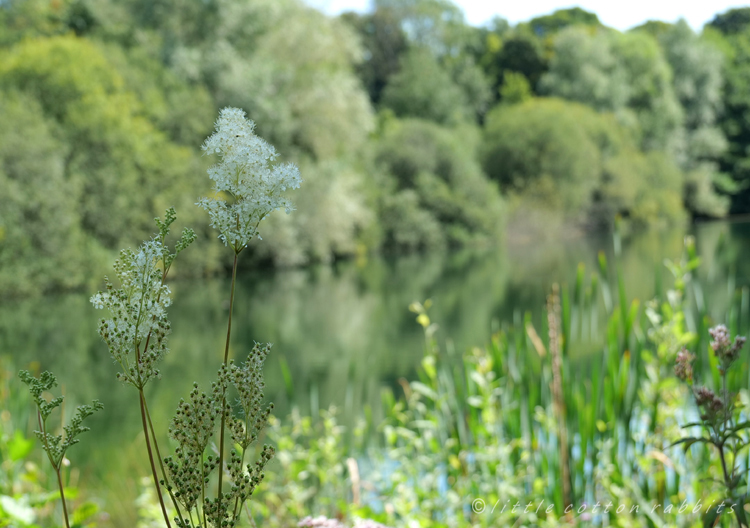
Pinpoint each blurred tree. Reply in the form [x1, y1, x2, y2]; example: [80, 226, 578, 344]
[540, 28, 627, 113]
[656, 20, 728, 217]
[341, 8, 408, 105]
[0, 0, 98, 44]
[0, 90, 96, 296]
[709, 7, 750, 35]
[107, 0, 374, 160]
[541, 27, 683, 153]
[381, 47, 470, 124]
[708, 9, 750, 213]
[251, 159, 378, 266]
[0, 36, 212, 266]
[525, 7, 601, 38]
[631, 20, 674, 38]
[482, 98, 685, 226]
[498, 71, 532, 105]
[483, 98, 601, 214]
[492, 34, 547, 93]
[446, 54, 493, 120]
[376, 119, 504, 250]
[368, 0, 491, 121]
[473, 17, 511, 84]
[96, 0, 379, 267]
[374, 0, 467, 56]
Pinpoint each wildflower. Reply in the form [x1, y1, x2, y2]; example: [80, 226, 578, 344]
[694, 386, 723, 413]
[709, 324, 746, 371]
[674, 348, 695, 383]
[90, 239, 172, 388]
[709, 324, 731, 353]
[197, 107, 302, 253]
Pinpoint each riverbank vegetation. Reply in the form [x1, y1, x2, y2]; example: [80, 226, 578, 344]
[5, 231, 750, 526]
[2, 0, 750, 295]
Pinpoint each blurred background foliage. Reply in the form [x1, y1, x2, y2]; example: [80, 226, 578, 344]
[0, 0, 749, 297]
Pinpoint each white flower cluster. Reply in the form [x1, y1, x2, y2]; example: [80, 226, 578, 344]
[90, 239, 172, 388]
[197, 107, 302, 253]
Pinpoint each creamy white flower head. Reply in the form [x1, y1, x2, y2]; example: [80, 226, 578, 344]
[90, 239, 172, 388]
[197, 107, 302, 253]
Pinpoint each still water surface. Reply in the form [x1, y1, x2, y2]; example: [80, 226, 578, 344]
[3, 220, 750, 525]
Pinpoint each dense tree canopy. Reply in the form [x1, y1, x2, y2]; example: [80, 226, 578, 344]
[0, 0, 746, 295]
[541, 28, 683, 152]
[377, 119, 504, 250]
[708, 8, 750, 212]
[483, 98, 685, 227]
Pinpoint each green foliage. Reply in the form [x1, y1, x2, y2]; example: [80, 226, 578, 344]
[710, 7, 750, 35]
[486, 33, 547, 96]
[483, 98, 599, 213]
[541, 27, 683, 153]
[258, 408, 356, 526]
[0, 89, 95, 296]
[374, 0, 468, 55]
[16, 369, 103, 528]
[381, 47, 471, 124]
[539, 24, 730, 218]
[376, 119, 504, 250]
[483, 98, 686, 226]
[0, 34, 221, 297]
[164, 356, 275, 527]
[0, 36, 198, 246]
[707, 10, 750, 213]
[0, 0, 97, 45]
[341, 8, 408, 105]
[498, 71, 532, 105]
[18, 370, 103, 471]
[525, 7, 601, 38]
[656, 21, 728, 217]
[371, 0, 491, 121]
[3, 0, 743, 297]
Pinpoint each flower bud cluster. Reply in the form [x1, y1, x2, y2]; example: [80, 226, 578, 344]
[709, 324, 747, 372]
[694, 386, 723, 415]
[674, 348, 695, 383]
[197, 107, 302, 253]
[18, 370, 103, 469]
[228, 343, 273, 449]
[165, 381, 223, 512]
[90, 239, 172, 389]
[18, 370, 62, 420]
[91, 210, 194, 389]
[219, 443, 274, 526]
[165, 352, 276, 526]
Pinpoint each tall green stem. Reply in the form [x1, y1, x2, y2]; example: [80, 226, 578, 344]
[217, 252, 239, 513]
[139, 391, 172, 528]
[55, 467, 71, 528]
[38, 409, 71, 528]
[143, 396, 186, 526]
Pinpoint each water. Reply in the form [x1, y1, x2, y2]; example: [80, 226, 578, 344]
[2, 219, 750, 525]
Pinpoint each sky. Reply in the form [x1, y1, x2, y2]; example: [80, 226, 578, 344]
[304, 0, 750, 31]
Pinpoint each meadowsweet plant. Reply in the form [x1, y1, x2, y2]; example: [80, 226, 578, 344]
[78, 106, 297, 528]
[89, 206, 196, 526]
[18, 370, 103, 528]
[163, 347, 276, 528]
[673, 325, 749, 527]
[197, 107, 302, 254]
[170, 108, 302, 526]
